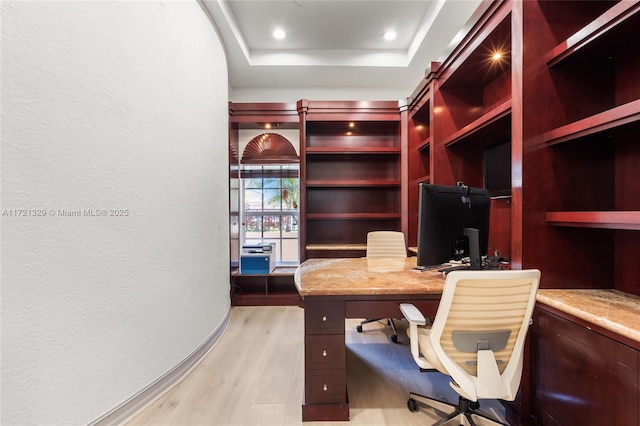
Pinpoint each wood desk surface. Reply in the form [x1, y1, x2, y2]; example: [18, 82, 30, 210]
[294, 257, 445, 296]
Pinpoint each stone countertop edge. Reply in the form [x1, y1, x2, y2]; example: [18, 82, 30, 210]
[536, 289, 640, 344]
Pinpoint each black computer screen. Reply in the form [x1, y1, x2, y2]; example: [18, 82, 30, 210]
[416, 183, 490, 269]
[484, 140, 511, 197]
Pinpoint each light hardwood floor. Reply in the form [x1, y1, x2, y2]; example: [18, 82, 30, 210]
[127, 306, 506, 426]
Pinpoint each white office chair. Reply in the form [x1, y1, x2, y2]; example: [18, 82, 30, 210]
[400, 269, 541, 426]
[357, 231, 407, 343]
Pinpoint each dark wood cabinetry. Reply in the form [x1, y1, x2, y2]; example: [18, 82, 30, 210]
[405, 0, 640, 423]
[432, 2, 511, 190]
[406, 73, 433, 248]
[302, 298, 349, 420]
[298, 100, 403, 260]
[531, 305, 639, 426]
[231, 268, 299, 306]
[406, 0, 513, 258]
[406, 0, 640, 291]
[520, 0, 640, 293]
[518, 2, 640, 419]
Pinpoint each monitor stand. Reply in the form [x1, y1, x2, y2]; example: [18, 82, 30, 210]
[463, 227, 482, 270]
[438, 228, 483, 275]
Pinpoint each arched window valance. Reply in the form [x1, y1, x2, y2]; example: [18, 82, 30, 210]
[241, 133, 299, 164]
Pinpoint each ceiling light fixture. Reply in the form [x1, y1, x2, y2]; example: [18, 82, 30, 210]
[273, 28, 286, 40]
[383, 30, 397, 41]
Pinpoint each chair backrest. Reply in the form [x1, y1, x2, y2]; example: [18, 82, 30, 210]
[429, 269, 540, 402]
[366, 231, 407, 258]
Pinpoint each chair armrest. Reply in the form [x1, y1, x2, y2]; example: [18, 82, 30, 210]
[400, 303, 435, 370]
[400, 303, 427, 325]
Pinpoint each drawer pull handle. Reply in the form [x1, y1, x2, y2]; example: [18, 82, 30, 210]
[322, 316, 327, 322]
[322, 350, 327, 357]
[323, 384, 328, 391]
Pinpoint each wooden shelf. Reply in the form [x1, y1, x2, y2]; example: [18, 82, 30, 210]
[546, 2, 640, 67]
[542, 99, 640, 146]
[545, 211, 640, 230]
[443, 99, 511, 147]
[301, 101, 403, 261]
[417, 139, 430, 152]
[229, 102, 299, 127]
[438, 7, 512, 90]
[233, 266, 298, 277]
[306, 147, 400, 154]
[231, 267, 300, 307]
[306, 179, 400, 187]
[302, 100, 402, 122]
[306, 213, 401, 220]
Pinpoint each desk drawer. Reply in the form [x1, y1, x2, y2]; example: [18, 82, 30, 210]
[305, 335, 346, 369]
[305, 300, 345, 335]
[346, 298, 439, 319]
[305, 369, 346, 404]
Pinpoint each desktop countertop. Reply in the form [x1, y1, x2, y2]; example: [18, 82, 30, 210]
[536, 289, 640, 344]
[295, 258, 640, 345]
[294, 257, 445, 296]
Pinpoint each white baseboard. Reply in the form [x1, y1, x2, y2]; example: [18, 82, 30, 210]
[90, 310, 231, 425]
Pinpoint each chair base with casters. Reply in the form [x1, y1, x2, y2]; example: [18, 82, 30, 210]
[407, 392, 507, 426]
[356, 318, 398, 343]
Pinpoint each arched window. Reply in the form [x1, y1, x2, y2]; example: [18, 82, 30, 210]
[240, 134, 299, 265]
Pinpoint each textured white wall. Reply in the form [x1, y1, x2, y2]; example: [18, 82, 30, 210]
[1, 1, 229, 424]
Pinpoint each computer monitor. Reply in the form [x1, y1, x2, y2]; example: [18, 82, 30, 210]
[416, 183, 490, 270]
[484, 140, 511, 197]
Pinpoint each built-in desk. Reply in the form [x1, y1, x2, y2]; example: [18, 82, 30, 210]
[531, 290, 640, 425]
[536, 289, 640, 348]
[296, 260, 640, 424]
[294, 257, 445, 422]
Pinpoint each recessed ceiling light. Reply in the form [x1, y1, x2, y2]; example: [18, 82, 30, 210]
[383, 30, 397, 41]
[273, 28, 286, 40]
